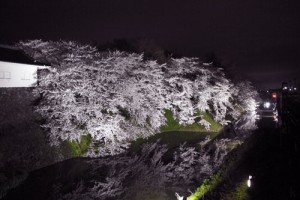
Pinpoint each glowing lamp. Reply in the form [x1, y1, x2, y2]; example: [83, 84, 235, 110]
[247, 175, 252, 188]
[264, 102, 271, 109]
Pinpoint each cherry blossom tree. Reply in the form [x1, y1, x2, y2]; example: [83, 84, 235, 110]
[17, 40, 258, 156]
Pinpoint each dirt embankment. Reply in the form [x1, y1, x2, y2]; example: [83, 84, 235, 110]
[0, 88, 68, 198]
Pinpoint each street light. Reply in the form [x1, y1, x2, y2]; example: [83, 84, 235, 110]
[247, 175, 252, 188]
[264, 102, 271, 109]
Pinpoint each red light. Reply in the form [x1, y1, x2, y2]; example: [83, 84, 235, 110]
[272, 93, 277, 99]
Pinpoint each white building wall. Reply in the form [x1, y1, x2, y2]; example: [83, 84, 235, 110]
[0, 61, 38, 88]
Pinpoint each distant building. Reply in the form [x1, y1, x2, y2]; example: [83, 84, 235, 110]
[0, 45, 49, 88]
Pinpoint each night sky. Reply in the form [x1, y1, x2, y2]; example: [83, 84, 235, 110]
[1, 0, 300, 89]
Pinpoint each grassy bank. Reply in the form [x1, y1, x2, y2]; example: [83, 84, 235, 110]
[66, 134, 92, 156]
[160, 109, 222, 133]
[187, 172, 222, 200]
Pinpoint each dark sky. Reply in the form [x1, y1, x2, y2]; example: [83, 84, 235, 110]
[1, 0, 300, 89]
